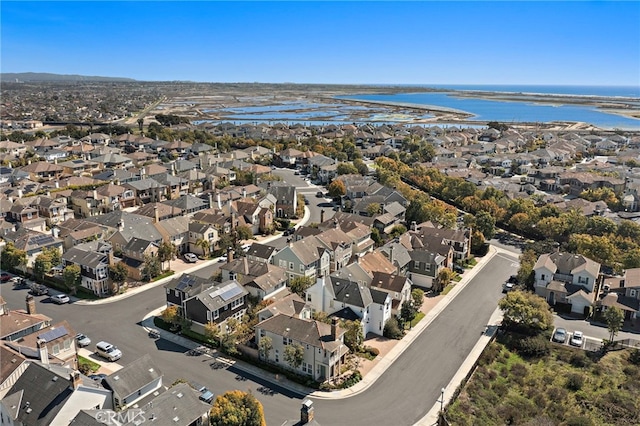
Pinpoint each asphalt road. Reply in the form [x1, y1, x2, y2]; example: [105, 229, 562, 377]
[0, 251, 519, 425]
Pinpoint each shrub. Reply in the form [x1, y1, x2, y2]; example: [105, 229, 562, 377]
[383, 317, 404, 339]
[566, 373, 585, 391]
[510, 363, 527, 377]
[629, 348, 640, 366]
[570, 352, 590, 368]
[566, 417, 594, 426]
[517, 335, 550, 358]
[366, 346, 380, 357]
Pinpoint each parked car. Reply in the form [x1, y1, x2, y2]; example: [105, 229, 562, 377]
[552, 328, 567, 343]
[30, 283, 49, 296]
[0, 272, 11, 282]
[51, 294, 70, 304]
[183, 253, 198, 263]
[242, 244, 251, 252]
[502, 282, 515, 293]
[96, 341, 122, 362]
[316, 191, 324, 198]
[453, 265, 464, 274]
[76, 333, 91, 347]
[89, 373, 107, 381]
[283, 228, 294, 236]
[570, 331, 584, 347]
[215, 256, 227, 263]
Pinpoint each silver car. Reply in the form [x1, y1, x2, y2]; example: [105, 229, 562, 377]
[51, 294, 70, 304]
[76, 333, 91, 347]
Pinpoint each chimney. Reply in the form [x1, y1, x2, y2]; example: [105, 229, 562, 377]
[17, 189, 23, 198]
[411, 221, 418, 231]
[38, 339, 49, 365]
[26, 294, 36, 315]
[331, 317, 339, 341]
[217, 193, 222, 210]
[70, 371, 82, 390]
[93, 189, 98, 200]
[227, 246, 233, 263]
[320, 209, 325, 223]
[300, 399, 315, 424]
[118, 220, 124, 231]
[154, 205, 159, 223]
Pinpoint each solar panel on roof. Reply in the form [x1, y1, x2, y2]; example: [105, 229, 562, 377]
[31, 234, 55, 246]
[37, 326, 68, 343]
[219, 285, 243, 301]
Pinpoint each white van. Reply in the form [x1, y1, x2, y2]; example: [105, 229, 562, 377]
[96, 341, 122, 362]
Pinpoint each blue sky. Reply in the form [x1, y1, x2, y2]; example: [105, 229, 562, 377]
[2, 1, 639, 86]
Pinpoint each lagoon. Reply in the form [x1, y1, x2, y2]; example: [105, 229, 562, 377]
[337, 92, 640, 130]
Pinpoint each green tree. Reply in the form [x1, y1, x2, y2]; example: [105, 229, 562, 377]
[236, 225, 253, 241]
[283, 343, 305, 370]
[0, 242, 27, 271]
[400, 300, 418, 326]
[44, 247, 61, 268]
[498, 290, 554, 335]
[157, 241, 176, 271]
[258, 336, 273, 361]
[366, 203, 382, 216]
[62, 264, 81, 294]
[370, 228, 383, 247]
[342, 320, 364, 352]
[210, 390, 266, 426]
[33, 252, 53, 281]
[108, 262, 129, 294]
[475, 210, 496, 239]
[327, 179, 346, 198]
[195, 238, 211, 258]
[137, 118, 144, 132]
[141, 254, 161, 281]
[289, 275, 314, 296]
[603, 307, 624, 343]
[411, 288, 424, 311]
[337, 162, 359, 175]
[353, 158, 369, 176]
[435, 267, 454, 293]
[383, 317, 404, 339]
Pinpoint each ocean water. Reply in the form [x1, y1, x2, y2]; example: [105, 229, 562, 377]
[411, 85, 640, 98]
[337, 89, 640, 130]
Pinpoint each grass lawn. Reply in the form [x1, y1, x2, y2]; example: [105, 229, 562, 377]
[446, 336, 640, 425]
[152, 271, 175, 281]
[78, 355, 100, 373]
[410, 312, 425, 328]
[441, 283, 455, 295]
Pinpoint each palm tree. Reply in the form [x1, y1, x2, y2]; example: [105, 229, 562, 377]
[195, 238, 211, 259]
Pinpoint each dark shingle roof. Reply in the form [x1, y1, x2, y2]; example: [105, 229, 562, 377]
[103, 354, 162, 400]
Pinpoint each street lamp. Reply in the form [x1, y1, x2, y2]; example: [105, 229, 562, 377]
[440, 387, 445, 412]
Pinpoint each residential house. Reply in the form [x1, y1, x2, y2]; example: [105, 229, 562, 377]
[118, 382, 211, 426]
[370, 271, 412, 315]
[7, 321, 78, 369]
[1, 228, 63, 269]
[245, 243, 279, 265]
[7, 201, 47, 232]
[188, 222, 219, 257]
[120, 237, 159, 281]
[155, 216, 190, 255]
[409, 222, 471, 261]
[124, 178, 167, 205]
[0, 295, 51, 342]
[0, 346, 28, 399]
[2, 363, 112, 426]
[598, 268, 640, 321]
[533, 252, 600, 315]
[233, 199, 273, 235]
[273, 237, 330, 282]
[259, 182, 298, 218]
[220, 257, 288, 300]
[256, 292, 312, 322]
[20, 161, 64, 181]
[103, 354, 162, 411]
[255, 315, 349, 382]
[62, 241, 113, 296]
[183, 280, 249, 335]
[164, 273, 212, 311]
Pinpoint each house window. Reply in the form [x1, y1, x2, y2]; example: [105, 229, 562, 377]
[213, 310, 219, 319]
[289, 262, 294, 271]
[174, 290, 179, 297]
[414, 261, 420, 269]
[52, 344, 60, 355]
[279, 259, 286, 268]
[578, 277, 589, 285]
[208, 232, 215, 239]
[275, 350, 279, 363]
[64, 339, 71, 350]
[299, 264, 305, 273]
[307, 294, 312, 302]
[260, 329, 265, 337]
[541, 274, 546, 280]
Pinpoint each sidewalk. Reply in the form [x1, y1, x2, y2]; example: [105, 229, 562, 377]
[139, 245, 510, 404]
[75, 206, 312, 306]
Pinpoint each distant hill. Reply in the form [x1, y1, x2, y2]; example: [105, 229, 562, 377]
[1, 72, 136, 82]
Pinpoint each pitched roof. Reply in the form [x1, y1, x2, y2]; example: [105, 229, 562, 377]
[194, 280, 248, 313]
[245, 243, 278, 260]
[103, 354, 162, 399]
[123, 383, 210, 426]
[256, 314, 343, 351]
[7, 363, 73, 425]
